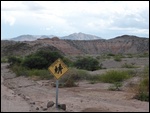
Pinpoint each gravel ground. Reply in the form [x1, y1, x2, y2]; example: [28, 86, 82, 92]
[1, 59, 149, 112]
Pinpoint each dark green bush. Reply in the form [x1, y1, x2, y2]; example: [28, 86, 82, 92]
[135, 77, 149, 101]
[22, 56, 47, 69]
[62, 57, 73, 67]
[22, 50, 63, 69]
[8, 56, 22, 65]
[107, 53, 115, 56]
[132, 66, 149, 102]
[74, 57, 100, 71]
[34, 50, 63, 65]
[135, 92, 149, 102]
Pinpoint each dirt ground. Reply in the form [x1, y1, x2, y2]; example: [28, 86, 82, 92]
[1, 59, 149, 112]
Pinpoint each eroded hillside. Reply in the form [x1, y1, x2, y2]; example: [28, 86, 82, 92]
[1, 35, 149, 57]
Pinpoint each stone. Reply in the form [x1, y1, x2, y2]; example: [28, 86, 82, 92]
[30, 101, 35, 105]
[25, 96, 30, 101]
[47, 101, 54, 108]
[36, 107, 39, 110]
[42, 107, 47, 111]
[58, 104, 66, 111]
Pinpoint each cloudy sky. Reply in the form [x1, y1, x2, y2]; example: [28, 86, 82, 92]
[1, 1, 149, 39]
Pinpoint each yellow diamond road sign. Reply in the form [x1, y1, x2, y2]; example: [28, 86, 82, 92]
[48, 58, 68, 79]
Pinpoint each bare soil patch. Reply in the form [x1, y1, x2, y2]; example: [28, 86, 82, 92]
[1, 60, 149, 112]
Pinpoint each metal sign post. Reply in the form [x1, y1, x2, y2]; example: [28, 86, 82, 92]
[56, 80, 59, 109]
[48, 58, 68, 109]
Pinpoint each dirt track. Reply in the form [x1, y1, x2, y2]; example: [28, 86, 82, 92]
[1, 63, 149, 112]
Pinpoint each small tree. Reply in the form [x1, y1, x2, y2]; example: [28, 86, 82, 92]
[74, 57, 100, 71]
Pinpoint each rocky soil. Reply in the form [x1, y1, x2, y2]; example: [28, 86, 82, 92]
[1, 61, 149, 112]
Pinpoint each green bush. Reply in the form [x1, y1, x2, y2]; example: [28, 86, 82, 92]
[34, 50, 63, 66]
[143, 66, 149, 76]
[114, 55, 122, 62]
[107, 53, 115, 56]
[135, 67, 149, 101]
[59, 68, 90, 87]
[11, 64, 53, 79]
[1, 57, 8, 63]
[121, 63, 138, 68]
[126, 54, 133, 58]
[135, 77, 149, 101]
[11, 64, 29, 76]
[22, 56, 47, 69]
[62, 57, 73, 67]
[135, 92, 149, 101]
[8, 56, 22, 65]
[138, 52, 149, 58]
[87, 75, 101, 84]
[108, 82, 123, 91]
[74, 57, 100, 71]
[28, 69, 53, 80]
[100, 70, 130, 83]
[22, 50, 63, 69]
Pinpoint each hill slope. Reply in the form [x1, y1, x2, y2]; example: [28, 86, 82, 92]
[1, 35, 149, 57]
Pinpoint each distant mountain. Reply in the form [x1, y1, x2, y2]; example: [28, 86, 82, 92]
[10, 35, 56, 41]
[1, 35, 149, 57]
[9, 32, 102, 41]
[61, 32, 102, 40]
[10, 32, 102, 41]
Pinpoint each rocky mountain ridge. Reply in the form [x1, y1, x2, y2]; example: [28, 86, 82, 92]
[1, 35, 149, 57]
[9, 32, 102, 41]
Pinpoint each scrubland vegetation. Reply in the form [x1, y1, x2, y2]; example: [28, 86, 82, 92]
[4, 51, 149, 102]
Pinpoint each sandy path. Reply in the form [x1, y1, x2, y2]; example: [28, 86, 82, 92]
[1, 63, 149, 112]
[1, 63, 31, 112]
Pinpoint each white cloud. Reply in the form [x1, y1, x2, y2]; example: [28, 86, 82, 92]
[1, 1, 149, 39]
[2, 12, 16, 26]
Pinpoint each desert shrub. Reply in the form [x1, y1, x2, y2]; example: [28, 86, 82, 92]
[134, 77, 149, 101]
[11, 64, 29, 76]
[22, 50, 63, 69]
[74, 57, 100, 71]
[107, 53, 115, 56]
[1, 57, 8, 63]
[11, 64, 53, 79]
[100, 70, 130, 83]
[96, 56, 101, 60]
[135, 92, 149, 102]
[22, 56, 47, 69]
[100, 54, 111, 59]
[114, 55, 122, 62]
[121, 63, 138, 68]
[59, 68, 90, 87]
[134, 66, 149, 101]
[126, 54, 133, 58]
[138, 52, 149, 58]
[108, 82, 123, 91]
[143, 66, 149, 76]
[88, 74, 101, 84]
[62, 57, 73, 67]
[34, 50, 63, 66]
[8, 56, 22, 65]
[28, 69, 53, 80]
